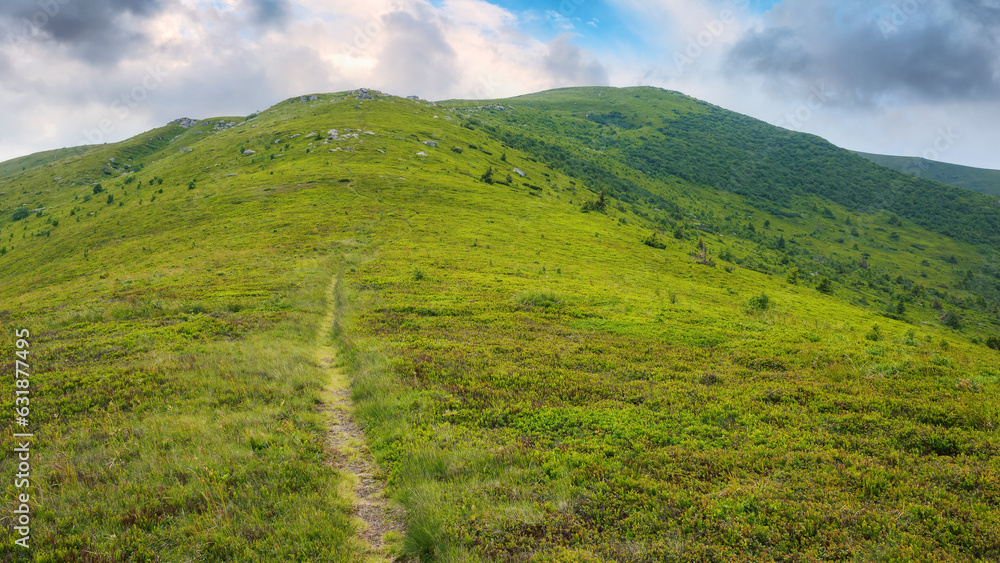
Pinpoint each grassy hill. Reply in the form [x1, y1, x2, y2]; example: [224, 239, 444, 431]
[1, 86, 998, 562]
[855, 151, 1000, 196]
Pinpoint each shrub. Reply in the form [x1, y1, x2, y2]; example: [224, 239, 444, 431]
[93, 184, 104, 194]
[106, 194, 114, 205]
[515, 290, 565, 309]
[188, 180, 197, 190]
[643, 231, 666, 249]
[786, 267, 799, 285]
[580, 188, 607, 213]
[480, 166, 494, 184]
[940, 311, 963, 329]
[986, 336, 1000, 351]
[744, 293, 771, 313]
[12, 207, 30, 221]
[816, 277, 833, 294]
[865, 324, 882, 342]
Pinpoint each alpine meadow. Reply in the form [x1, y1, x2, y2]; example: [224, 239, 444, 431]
[1, 86, 999, 562]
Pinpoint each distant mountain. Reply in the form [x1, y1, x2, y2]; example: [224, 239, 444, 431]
[855, 151, 1000, 195]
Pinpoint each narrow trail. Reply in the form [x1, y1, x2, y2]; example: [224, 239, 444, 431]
[318, 275, 402, 561]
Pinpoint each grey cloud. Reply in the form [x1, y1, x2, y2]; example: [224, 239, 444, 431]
[543, 34, 609, 87]
[726, 27, 810, 76]
[725, 0, 1000, 105]
[0, 0, 164, 64]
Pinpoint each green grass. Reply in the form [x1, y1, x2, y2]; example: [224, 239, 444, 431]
[1, 86, 998, 561]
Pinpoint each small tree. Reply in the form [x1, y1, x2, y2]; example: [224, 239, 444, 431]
[816, 277, 833, 294]
[786, 267, 799, 285]
[93, 184, 104, 194]
[106, 194, 114, 205]
[580, 188, 608, 213]
[941, 310, 962, 329]
[480, 166, 494, 184]
[693, 239, 714, 267]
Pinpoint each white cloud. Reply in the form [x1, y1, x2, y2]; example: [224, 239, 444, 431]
[0, 0, 611, 162]
[544, 10, 574, 31]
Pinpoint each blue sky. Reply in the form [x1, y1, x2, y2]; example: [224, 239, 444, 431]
[0, 0, 998, 169]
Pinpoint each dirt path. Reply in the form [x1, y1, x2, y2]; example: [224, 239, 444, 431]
[318, 275, 403, 562]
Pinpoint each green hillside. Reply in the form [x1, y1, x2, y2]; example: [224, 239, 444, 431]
[1, 86, 998, 562]
[855, 151, 1000, 196]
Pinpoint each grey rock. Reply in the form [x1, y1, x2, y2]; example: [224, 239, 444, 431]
[423, 140, 437, 147]
[242, 149, 256, 155]
[512, 168, 526, 177]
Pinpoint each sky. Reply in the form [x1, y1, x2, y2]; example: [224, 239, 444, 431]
[1, 0, 998, 169]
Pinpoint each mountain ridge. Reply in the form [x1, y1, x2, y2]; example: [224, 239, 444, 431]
[854, 150, 1000, 196]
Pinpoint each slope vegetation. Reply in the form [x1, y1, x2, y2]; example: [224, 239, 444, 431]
[0, 87, 997, 562]
[855, 151, 1000, 196]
